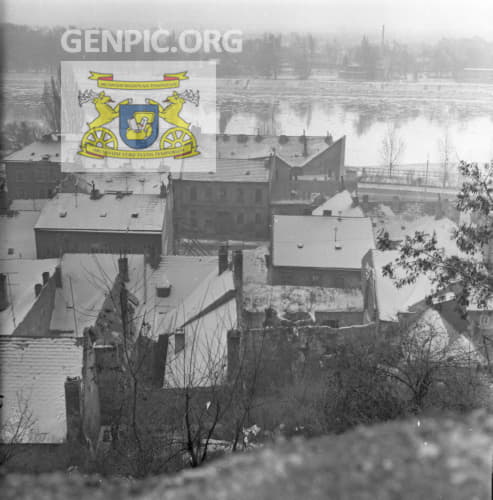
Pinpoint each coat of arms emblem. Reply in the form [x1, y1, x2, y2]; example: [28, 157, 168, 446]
[77, 71, 200, 160]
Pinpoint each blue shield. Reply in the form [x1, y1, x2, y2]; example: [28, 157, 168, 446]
[119, 104, 159, 149]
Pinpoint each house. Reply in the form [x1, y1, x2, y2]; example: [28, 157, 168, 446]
[0, 336, 84, 445]
[34, 186, 172, 259]
[3, 137, 62, 200]
[270, 215, 375, 288]
[147, 251, 240, 389]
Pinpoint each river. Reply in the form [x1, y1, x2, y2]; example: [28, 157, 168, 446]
[4, 72, 493, 167]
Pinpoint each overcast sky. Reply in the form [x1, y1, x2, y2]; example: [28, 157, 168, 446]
[4, 0, 493, 41]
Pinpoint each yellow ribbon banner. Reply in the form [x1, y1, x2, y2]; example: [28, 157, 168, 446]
[79, 143, 199, 160]
[88, 71, 189, 90]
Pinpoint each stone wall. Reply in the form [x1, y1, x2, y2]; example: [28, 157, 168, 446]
[228, 323, 376, 387]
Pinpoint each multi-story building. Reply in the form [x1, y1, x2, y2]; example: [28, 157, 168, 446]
[173, 133, 347, 241]
[3, 137, 62, 200]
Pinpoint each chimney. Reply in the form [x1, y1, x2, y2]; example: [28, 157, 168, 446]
[233, 250, 243, 284]
[42, 271, 50, 285]
[65, 377, 82, 442]
[34, 283, 43, 297]
[0, 273, 9, 312]
[302, 130, 308, 157]
[152, 334, 169, 388]
[118, 256, 129, 282]
[55, 265, 62, 288]
[218, 245, 228, 275]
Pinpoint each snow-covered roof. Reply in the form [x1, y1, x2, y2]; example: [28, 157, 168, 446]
[50, 253, 146, 335]
[312, 190, 364, 217]
[0, 336, 83, 443]
[272, 215, 374, 270]
[0, 259, 59, 335]
[0, 211, 40, 260]
[4, 139, 60, 163]
[369, 249, 435, 323]
[35, 192, 166, 233]
[405, 308, 486, 366]
[243, 283, 363, 314]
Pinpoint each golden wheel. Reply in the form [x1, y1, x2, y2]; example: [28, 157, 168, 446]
[82, 127, 118, 150]
[160, 127, 196, 151]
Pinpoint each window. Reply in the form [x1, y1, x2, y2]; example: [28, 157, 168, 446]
[219, 186, 227, 201]
[237, 213, 244, 225]
[205, 186, 212, 200]
[190, 209, 197, 228]
[237, 188, 244, 202]
[311, 274, 321, 285]
[255, 213, 262, 225]
[255, 188, 263, 203]
[190, 186, 197, 201]
[16, 171, 24, 182]
[175, 331, 185, 354]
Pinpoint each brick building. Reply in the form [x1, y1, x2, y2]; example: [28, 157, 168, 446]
[34, 187, 172, 259]
[270, 214, 375, 288]
[173, 133, 347, 241]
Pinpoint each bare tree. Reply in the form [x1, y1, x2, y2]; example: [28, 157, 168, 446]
[380, 123, 405, 177]
[0, 392, 37, 466]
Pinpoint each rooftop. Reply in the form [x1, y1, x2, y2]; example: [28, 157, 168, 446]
[201, 133, 333, 167]
[368, 249, 435, 323]
[312, 190, 364, 217]
[272, 215, 375, 270]
[0, 211, 40, 260]
[0, 258, 59, 335]
[73, 172, 170, 195]
[4, 138, 60, 163]
[0, 336, 83, 443]
[34, 192, 166, 233]
[175, 158, 271, 183]
[50, 253, 147, 335]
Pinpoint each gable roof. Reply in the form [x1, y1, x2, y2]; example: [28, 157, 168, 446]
[0, 336, 83, 443]
[34, 192, 166, 233]
[272, 215, 375, 270]
[0, 259, 59, 335]
[368, 249, 435, 323]
[50, 253, 146, 335]
[312, 190, 364, 217]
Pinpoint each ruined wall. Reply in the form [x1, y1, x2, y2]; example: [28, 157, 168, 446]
[228, 323, 376, 387]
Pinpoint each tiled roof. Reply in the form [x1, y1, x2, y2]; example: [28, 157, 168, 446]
[0, 336, 83, 443]
[0, 259, 59, 335]
[34, 192, 166, 233]
[4, 139, 60, 163]
[272, 215, 375, 270]
[175, 158, 271, 183]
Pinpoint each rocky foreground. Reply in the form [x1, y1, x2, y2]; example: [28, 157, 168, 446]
[3, 411, 492, 500]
